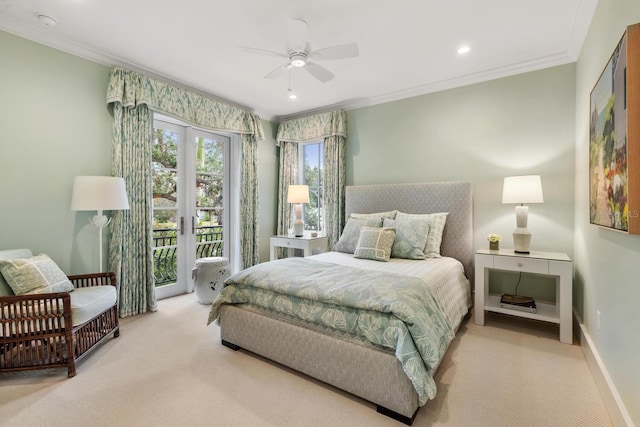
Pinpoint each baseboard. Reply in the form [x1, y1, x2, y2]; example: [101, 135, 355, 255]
[573, 311, 635, 427]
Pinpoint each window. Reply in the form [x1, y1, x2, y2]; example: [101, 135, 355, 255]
[299, 141, 324, 232]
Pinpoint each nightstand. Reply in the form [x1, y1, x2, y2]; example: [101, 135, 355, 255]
[270, 235, 329, 261]
[474, 248, 573, 344]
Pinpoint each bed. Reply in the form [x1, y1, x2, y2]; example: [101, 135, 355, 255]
[208, 181, 473, 425]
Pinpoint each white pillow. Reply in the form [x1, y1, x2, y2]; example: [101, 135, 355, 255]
[395, 212, 449, 258]
[350, 210, 397, 220]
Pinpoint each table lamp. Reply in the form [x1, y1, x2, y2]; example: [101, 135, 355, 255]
[287, 185, 310, 237]
[71, 176, 130, 271]
[502, 175, 544, 254]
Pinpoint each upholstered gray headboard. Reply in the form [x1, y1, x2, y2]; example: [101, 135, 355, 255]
[345, 181, 473, 282]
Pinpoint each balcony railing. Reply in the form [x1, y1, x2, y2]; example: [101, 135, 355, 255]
[153, 225, 223, 286]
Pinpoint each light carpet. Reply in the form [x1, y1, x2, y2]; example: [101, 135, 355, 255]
[0, 294, 611, 426]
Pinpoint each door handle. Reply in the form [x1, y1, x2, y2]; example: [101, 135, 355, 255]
[179, 216, 185, 235]
[192, 216, 196, 235]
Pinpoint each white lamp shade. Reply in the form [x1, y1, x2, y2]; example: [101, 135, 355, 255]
[287, 185, 310, 204]
[71, 176, 130, 211]
[502, 175, 544, 204]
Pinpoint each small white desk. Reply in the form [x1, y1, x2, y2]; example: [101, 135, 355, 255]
[474, 248, 573, 344]
[270, 235, 329, 261]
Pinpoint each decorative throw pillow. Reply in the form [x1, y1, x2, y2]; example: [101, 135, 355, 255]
[383, 217, 430, 260]
[0, 254, 74, 295]
[350, 210, 397, 220]
[333, 217, 382, 254]
[354, 227, 396, 262]
[396, 212, 449, 258]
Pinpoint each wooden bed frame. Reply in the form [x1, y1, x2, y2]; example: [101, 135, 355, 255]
[218, 181, 473, 425]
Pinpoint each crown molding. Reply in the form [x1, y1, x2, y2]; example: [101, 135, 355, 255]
[2, 10, 588, 125]
[275, 51, 576, 123]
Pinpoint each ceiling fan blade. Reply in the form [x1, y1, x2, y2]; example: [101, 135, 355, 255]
[264, 64, 288, 79]
[304, 62, 334, 83]
[311, 43, 359, 60]
[287, 19, 308, 52]
[239, 46, 287, 58]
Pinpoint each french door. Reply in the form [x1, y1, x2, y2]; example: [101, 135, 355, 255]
[152, 116, 231, 300]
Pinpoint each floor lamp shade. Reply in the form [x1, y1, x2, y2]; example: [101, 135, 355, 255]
[71, 176, 130, 271]
[287, 185, 310, 237]
[71, 176, 130, 211]
[502, 175, 543, 253]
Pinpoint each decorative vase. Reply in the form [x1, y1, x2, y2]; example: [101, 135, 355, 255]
[489, 241, 499, 250]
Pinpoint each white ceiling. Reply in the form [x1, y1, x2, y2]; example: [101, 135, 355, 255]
[0, 0, 597, 121]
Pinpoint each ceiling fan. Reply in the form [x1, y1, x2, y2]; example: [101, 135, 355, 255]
[241, 19, 359, 83]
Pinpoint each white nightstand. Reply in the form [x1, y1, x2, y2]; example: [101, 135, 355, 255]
[270, 235, 329, 261]
[474, 248, 573, 344]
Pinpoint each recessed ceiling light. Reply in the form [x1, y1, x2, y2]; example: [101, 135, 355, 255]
[37, 14, 57, 27]
[457, 45, 470, 55]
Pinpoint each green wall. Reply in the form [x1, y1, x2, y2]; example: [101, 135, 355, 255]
[0, 30, 112, 274]
[575, 0, 640, 423]
[257, 119, 279, 262]
[346, 65, 577, 301]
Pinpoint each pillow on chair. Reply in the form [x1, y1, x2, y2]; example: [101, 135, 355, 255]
[0, 254, 74, 295]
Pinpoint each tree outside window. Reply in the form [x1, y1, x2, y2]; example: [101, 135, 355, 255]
[302, 141, 324, 232]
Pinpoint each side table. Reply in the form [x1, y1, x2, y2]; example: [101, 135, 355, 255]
[474, 248, 573, 344]
[270, 235, 329, 261]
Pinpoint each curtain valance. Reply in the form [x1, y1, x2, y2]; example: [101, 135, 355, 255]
[106, 67, 264, 140]
[276, 109, 346, 145]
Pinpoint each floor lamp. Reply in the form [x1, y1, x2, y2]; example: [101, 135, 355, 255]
[71, 176, 130, 272]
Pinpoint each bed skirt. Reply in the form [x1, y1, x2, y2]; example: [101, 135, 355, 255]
[219, 304, 419, 424]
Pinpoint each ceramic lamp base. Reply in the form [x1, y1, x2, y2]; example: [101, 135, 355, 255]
[293, 203, 304, 237]
[513, 205, 531, 253]
[513, 229, 531, 253]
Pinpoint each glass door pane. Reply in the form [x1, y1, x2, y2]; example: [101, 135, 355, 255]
[152, 122, 187, 299]
[194, 132, 228, 260]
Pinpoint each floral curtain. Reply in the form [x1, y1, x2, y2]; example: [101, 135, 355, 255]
[276, 110, 347, 248]
[106, 67, 264, 317]
[323, 135, 346, 248]
[109, 102, 157, 317]
[240, 134, 260, 269]
[276, 141, 299, 258]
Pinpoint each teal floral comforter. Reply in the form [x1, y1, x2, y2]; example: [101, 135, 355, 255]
[208, 257, 454, 405]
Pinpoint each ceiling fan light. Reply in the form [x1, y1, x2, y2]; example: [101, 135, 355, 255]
[290, 53, 306, 67]
[288, 89, 297, 100]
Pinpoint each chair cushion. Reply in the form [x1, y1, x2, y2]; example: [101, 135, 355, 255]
[0, 254, 74, 295]
[70, 286, 117, 326]
[0, 249, 33, 296]
[1, 286, 117, 335]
